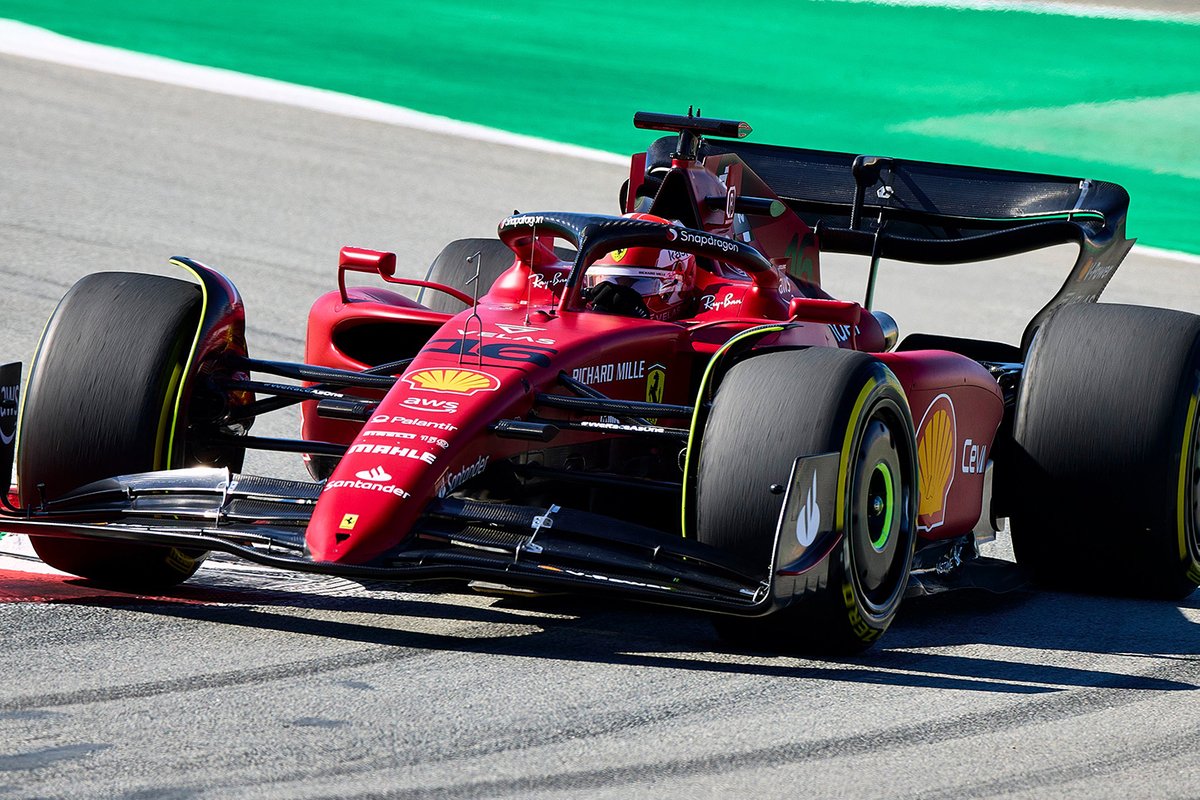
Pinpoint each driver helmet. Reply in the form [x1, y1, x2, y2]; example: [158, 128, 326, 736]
[584, 213, 697, 320]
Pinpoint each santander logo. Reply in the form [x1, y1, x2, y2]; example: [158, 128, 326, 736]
[355, 466, 392, 482]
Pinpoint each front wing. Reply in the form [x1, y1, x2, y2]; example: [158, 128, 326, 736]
[0, 458, 844, 616]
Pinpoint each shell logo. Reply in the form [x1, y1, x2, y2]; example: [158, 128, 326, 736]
[916, 393, 956, 531]
[403, 368, 500, 395]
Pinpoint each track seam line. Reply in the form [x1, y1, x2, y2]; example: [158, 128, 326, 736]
[309, 658, 1200, 799]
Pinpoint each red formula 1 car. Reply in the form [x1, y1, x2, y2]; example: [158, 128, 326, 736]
[2, 111, 1197, 652]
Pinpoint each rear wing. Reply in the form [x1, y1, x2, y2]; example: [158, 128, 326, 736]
[647, 134, 1134, 352]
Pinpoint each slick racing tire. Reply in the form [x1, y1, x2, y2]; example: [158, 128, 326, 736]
[696, 348, 918, 653]
[418, 238, 515, 314]
[1010, 303, 1200, 598]
[17, 272, 211, 590]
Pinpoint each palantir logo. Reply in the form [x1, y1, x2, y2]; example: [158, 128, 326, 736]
[356, 466, 392, 482]
[796, 472, 820, 547]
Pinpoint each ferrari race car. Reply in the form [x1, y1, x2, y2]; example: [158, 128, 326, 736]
[2, 111, 1197, 653]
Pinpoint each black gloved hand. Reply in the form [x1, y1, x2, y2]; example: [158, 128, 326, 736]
[581, 281, 651, 318]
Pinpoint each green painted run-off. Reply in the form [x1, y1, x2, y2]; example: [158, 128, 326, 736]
[2, 0, 1198, 254]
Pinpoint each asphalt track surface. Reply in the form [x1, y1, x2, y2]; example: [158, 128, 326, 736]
[1, 53, 1199, 799]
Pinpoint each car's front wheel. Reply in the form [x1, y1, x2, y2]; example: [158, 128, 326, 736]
[18, 272, 213, 590]
[695, 348, 918, 653]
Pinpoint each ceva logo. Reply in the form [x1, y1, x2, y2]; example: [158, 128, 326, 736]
[355, 466, 391, 482]
[796, 472, 820, 547]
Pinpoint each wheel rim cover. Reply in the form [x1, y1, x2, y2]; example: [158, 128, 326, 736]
[852, 414, 909, 600]
[868, 462, 895, 551]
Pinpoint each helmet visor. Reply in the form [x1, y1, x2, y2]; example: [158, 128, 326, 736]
[584, 266, 677, 298]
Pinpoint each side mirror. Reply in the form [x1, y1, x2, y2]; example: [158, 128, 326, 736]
[338, 246, 397, 302]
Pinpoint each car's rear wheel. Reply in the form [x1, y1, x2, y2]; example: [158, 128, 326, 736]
[17, 272, 213, 590]
[1010, 303, 1200, 598]
[695, 348, 918, 653]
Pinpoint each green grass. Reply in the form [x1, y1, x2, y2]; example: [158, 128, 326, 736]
[3, 0, 1198, 252]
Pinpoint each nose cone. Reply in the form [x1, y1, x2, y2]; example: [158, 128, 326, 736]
[306, 456, 422, 563]
[305, 363, 524, 565]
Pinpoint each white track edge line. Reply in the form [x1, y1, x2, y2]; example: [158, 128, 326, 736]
[1133, 245, 1200, 265]
[2, 19, 1199, 265]
[824, 0, 1199, 22]
[0, 20, 627, 166]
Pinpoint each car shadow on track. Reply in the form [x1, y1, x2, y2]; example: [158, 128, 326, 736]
[103, 576, 1200, 696]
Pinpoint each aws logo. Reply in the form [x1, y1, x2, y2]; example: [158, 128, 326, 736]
[403, 368, 499, 395]
[916, 394, 956, 532]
